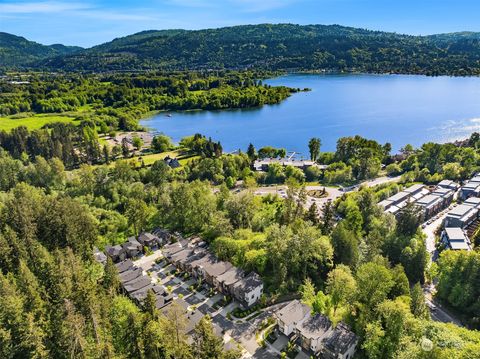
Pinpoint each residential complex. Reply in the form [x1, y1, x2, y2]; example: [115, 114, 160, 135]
[379, 183, 455, 220]
[275, 300, 358, 359]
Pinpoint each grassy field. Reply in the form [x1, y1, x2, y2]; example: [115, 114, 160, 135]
[0, 114, 80, 131]
[104, 149, 199, 169]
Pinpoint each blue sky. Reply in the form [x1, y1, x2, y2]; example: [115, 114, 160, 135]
[1, 0, 479, 47]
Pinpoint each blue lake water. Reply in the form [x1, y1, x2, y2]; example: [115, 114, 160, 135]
[140, 74, 480, 154]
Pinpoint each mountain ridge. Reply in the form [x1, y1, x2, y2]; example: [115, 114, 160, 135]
[3, 23, 480, 75]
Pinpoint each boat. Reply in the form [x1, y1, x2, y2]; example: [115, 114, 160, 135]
[166, 114, 172, 118]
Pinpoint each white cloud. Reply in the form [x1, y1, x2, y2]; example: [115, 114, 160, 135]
[0, 1, 89, 14]
[0, 1, 153, 21]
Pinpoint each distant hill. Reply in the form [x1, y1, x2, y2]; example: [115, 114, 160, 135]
[0, 32, 82, 68]
[5, 24, 480, 75]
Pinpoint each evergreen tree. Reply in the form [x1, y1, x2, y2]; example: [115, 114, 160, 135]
[103, 257, 120, 294]
[410, 282, 429, 319]
[246, 143, 256, 161]
[192, 316, 225, 359]
[308, 137, 321, 161]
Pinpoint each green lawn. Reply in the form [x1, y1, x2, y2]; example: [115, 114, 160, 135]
[0, 113, 79, 131]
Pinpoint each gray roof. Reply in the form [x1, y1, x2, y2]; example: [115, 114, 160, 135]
[138, 232, 158, 244]
[296, 313, 331, 339]
[123, 276, 152, 293]
[388, 191, 410, 203]
[122, 238, 142, 251]
[232, 272, 263, 295]
[185, 309, 204, 334]
[130, 283, 164, 302]
[276, 300, 311, 326]
[416, 194, 442, 207]
[216, 267, 245, 287]
[162, 241, 188, 257]
[170, 248, 194, 263]
[106, 244, 124, 256]
[322, 322, 358, 355]
[190, 253, 216, 270]
[447, 204, 477, 218]
[444, 227, 468, 241]
[115, 259, 134, 273]
[202, 260, 233, 278]
[464, 197, 480, 207]
[403, 184, 425, 194]
[120, 268, 143, 284]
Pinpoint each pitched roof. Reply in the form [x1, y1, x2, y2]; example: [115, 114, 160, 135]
[296, 313, 331, 339]
[119, 268, 143, 284]
[216, 267, 245, 287]
[115, 259, 134, 273]
[202, 260, 233, 278]
[322, 322, 358, 355]
[123, 276, 152, 293]
[275, 300, 311, 326]
[130, 283, 165, 302]
[232, 272, 262, 295]
[105, 244, 124, 256]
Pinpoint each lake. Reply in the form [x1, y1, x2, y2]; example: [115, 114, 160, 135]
[140, 74, 480, 154]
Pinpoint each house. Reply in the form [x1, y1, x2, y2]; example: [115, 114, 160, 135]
[164, 156, 181, 168]
[182, 248, 208, 272]
[415, 194, 444, 220]
[169, 248, 195, 269]
[444, 204, 479, 228]
[437, 180, 460, 191]
[189, 254, 216, 278]
[130, 283, 165, 303]
[441, 227, 472, 251]
[201, 260, 233, 287]
[115, 259, 134, 274]
[93, 247, 107, 265]
[295, 313, 332, 354]
[152, 228, 173, 245]
[275, 300, 311, 336]
[123, 275, 152, 295]
[460, 176, 480, 200]
[119, 267, 143, 284]
[155, 294, 173, 310]
[431, 187, 455, 206]
[214, 267, 245, 294]
[105, 244, 126, 262]
[138, 232, 160, 248]
[231, 272, 263, 307]
[320, 322, 358, 359]
[122, 237, 143, 258]
[163, 240, 189, 259]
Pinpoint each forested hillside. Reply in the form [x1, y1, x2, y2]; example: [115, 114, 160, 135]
[0, 32, 82, 68]
[37, 24, 480, 75]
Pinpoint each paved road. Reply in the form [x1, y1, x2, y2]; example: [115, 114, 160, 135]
[362, 175, 402, 188]
[423, 284, 463, 326]
[422, 208, 451, 261]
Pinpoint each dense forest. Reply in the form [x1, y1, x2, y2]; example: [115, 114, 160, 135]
[0, 32, 82, 68]
[0, 71, 295, 167]
[3, 24, 480, 75]
[1, 125, 480, 357]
